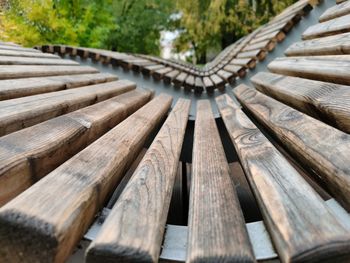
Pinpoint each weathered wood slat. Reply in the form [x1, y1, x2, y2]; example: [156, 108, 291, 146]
[244, 40, 276, 52]
[0, 80, 135, 136]
[131, 61, 157, 72]
[203, 76, 215, 93]
[319, 1, 350, 22]
[0, 45, 41, 53]
[194, 77, 204, 93]
[234, 85, 350, 211]
[173, 72, 188, 88]
[142, 64, 165, 76]
[210, 74, 225, 91]
[187, 100, 255, 263]
[251, 72, 350, 133]
[250, 30, 286, 44]
[224, 64, 246, 78]
[0, 89, 152, 206]
[216, 93, 350, 263]
[0, 65, 98, 80]
[184, 75, 195, 91]
[303, 14, 350, 40]
[164, 69, 180, 85]
[152, 67, 173, 81]
[0, 49, 60, 59]
[0, 73, 117, 100]
[285, 32, 350, 56]
[268, 56, 350, 85]
[217, 69, 236, 84]
[230, 58, 256, 69]
[237, 49, 266, 61]
[86, 99, 190, 263]
[0, 56, 78, 65]
[0, 94, 172, 263]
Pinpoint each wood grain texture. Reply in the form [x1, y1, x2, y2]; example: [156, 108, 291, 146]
[0, 94, 172, 263]
[187, 100, 255, 263]
[86, 99, 190, 263]
[303, 13, 350, 40]
[216, 93, 350, 263]
[0, 80, 135, 136]
[268, 55, 350, 85]
[234, 84, 350, 211]
[251, 72, 350, 133]
[0, 56, 78, 65]
[285, 32, 350, 56]
[0, 73, 117, 100]
[0, 65, 98, 79]
[319, 1, 350, 22]
[0, 89, 152, 206]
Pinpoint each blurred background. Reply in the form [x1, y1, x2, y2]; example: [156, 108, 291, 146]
[0, 0, 296, 64]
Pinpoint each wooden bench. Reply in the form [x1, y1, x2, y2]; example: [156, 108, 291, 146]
[0, 94, 172, 263]
[86, 98, 190, 262]
[2, 2, 350, 262]
[37, 0, 318, 94]
[216, 94, 350, 263]
[0, 89, 153, 206]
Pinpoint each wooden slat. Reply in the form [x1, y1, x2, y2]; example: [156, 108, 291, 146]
[0, 73, 117, 100]
[251, 72, 350, 133]
[237, 49, 266, 61]
[285, 32, 350, 56]
[0, 89, 152, 206]
[0, 65, 98, 80]
[0, 45, 41, 53]
[303, 14, 350, 40]
[0, 94, 172, 263]
[224, 64, 246, 78]
[0, 49, 60, 59]
[203, 76, 215, 93]
[0, 56, 78, 65]
[86, 99, 190, 262]
[250, 30, 286, 44]
[216, 93, 350, 263]
[268, 56, 350, 85]
[173, 72, 188, 88]
[244, 39, 276, 52]
[234, 85, 350, 211]
[319, 1, 350, 22]
[210, 74, 225, 91]
[0, 80, 135, 136]
[184, 74, 195, 91]
[152, 67, 173, 81]
[142, 64, 164, 76]
[230, 58, 256, 69]
[217, 69, 236, 84]
[187, 100, 255, 262]
[163, 69, 180, 85]
[194, 77, 204, 93]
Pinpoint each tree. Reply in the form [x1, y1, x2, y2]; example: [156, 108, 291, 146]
[105, 0, 175, 55]
[1, 0, 116, 48]
[174, 0, 297, 64]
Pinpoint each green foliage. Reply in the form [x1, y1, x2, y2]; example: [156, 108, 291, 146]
[174, 0, 297, 63]
[105, 0, 175, 55]
[2, 0, 116, 48]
